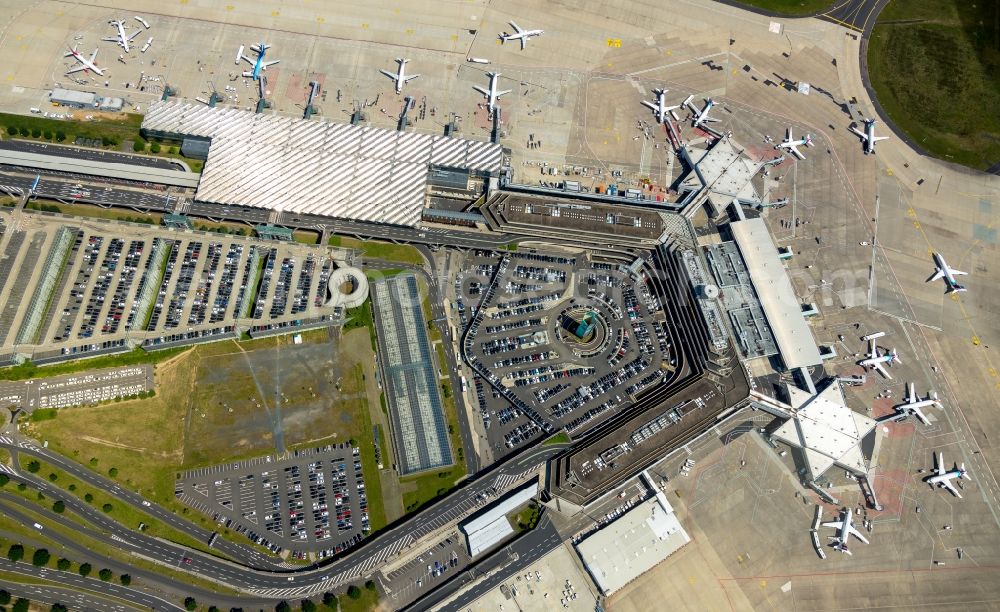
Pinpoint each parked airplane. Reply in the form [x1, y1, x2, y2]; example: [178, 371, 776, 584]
[64, 46, 104, 76]
[926, 452, 971, 498]
[821, 507, 869, 555]
[641, 88, 680, 124]
[926, 252, 967, 294]
[473, 72, 511, 113]
[499, 21, 543, 49]
[893, 382, 942, 425]
[104, 19, 141, 53]
[682, 95, 719, 129]
[850, 118, 889, 155]
[237, 42, 280, 80]
[858, 339, 900, 379]
[775, 127, 812, 160]
[380, 58, 419, 93]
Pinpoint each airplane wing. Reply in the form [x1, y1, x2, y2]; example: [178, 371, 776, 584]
[379, 69, 396, 80]
[403, 74, 419, 82]
[102, 36, 119, 43]
[66, 64, 87, 74]
[510, 21, 522, 34]
[473, 85, 489, 96]
[240, 54, 254, 66]
[873, 362, 892, 380]
[912, 407, 930, 426]
[873, 136, 889, 142]
[849, 125, 869, 140]
[820, 520, 844, 530]
[127, 30, 141, 41]
[702, 115, 720, 122]
[89, 49, 99, 63]
[497, 89, 512, 97]
[641, 100, 656, 111]
[262, 60, 280, 68]
[520, 37, 527, 50]
[789, 145, 804, 160]
[847, 525, 869, 544]
[926, 268, 945, 283]
[868, 340, 878, 359]
[951, 268, 969, 276]
[940, 479, 962, 498]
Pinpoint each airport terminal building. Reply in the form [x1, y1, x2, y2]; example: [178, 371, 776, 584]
[141, 101, 503, 227]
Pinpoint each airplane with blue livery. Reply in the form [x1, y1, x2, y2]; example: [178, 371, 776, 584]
[236, 42, 280, 80]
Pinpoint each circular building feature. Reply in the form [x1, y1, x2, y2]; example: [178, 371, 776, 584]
[325, 266, 369, 309]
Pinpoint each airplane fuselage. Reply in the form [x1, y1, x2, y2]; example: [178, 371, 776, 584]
[113, 20, 131, 52]
[694, 99, 715, 126]
[864, 120, 876, 154]
[67, 47, 103, 76]
[933, 253, 965, 292]
[929, 470, 965, 487]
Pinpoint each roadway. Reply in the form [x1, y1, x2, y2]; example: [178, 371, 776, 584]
[0, 170, 180, 212]
[0, 140, 184, 171]
[0, 575, 134, 612]
[403, 514, 564, 612]
[0, 435, 567, 599]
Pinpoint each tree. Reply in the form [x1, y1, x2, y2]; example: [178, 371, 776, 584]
[108, 467, 118, 477]
[322, 592, 337, 609]
[102, 503, 113, 513]
[52, 500, 65, 513]
[98, 568, 113, 581]
[31, 128, 41, 138]
[56, 557, 71, 571]
[120, 574, 131, 586]
[7, 543, 24, 563]
[84, 493, 94, 503]
[12, 597, 29, 612]
[42, 130, 53, 140]
[300, 600, 316, 612]
[346, 585, 361, 600]
[365, 579, 376, 592]
[18, 126, 29, 137]
[5, 125, 15, 136]
[170, 146, 178, 154]
[51, 604, 68, 612]
[78, 562, 92, 577]
[32, 548, 50, 567]
[274, 602, 291, 612]
[0, 589, 9, 604]
[26, 460, 40, 473]
[0, 473, 8, 486]
[184, 596, 197, 611]
[48, 472, 58, 482]
[55, 130, 66, 142]
[150, 142, 161, 154]
[132, 140, 145, 152]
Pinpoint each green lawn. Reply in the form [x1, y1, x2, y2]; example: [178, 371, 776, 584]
[328, 236, 426, 267]
[0, 346, 189, 381]
[339, 586, 380, 612]
[868, 1, 1000, 170]
[401, 466, 464, 514]
[726, 0, 832, 15]
[542, 431, 571, 446]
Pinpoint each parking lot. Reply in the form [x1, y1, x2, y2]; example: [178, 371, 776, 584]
[449, 248, 674, 458]
[0, 364, 153, 411]
[0, 211, 343, 363]
[176, 443, 371, 558]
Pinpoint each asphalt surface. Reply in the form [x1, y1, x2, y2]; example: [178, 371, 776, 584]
[405, 514, 564, 612]
[0, 170, 179, 211]
[0, 574, 134, 612]
[0, 140, 184, 171]
[0, 435, 564, 600]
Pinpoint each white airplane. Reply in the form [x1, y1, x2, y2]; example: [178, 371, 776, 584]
[237, 42, 280, 80]
[858, 339, 901, 379]
[775, 127, 813, 160]
[499, 21, 543, 49]
[380, 58, 419, 94]
[104, 19, 141, 53]
[926, 452, 971, 498]
[64, 46, 104, 76]
[641, 88, 680, 124]
[850, 118, 889, 155]
[926, 252, 967, 294]
[681, 95, 720, 130]
[821, 507, 869, 555]
[473, 72, 511, 113]
[893, 382, 942, 425]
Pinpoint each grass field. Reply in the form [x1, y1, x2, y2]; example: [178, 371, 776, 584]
[726, 0, 832, 15]
[0, 345, 189, 381]
[328, 236, 426, 267]
[26, 200, 162, 225]
[869, 1, 1000, 170]
[27, 329, 389, 541]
